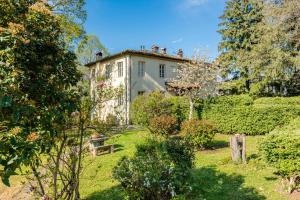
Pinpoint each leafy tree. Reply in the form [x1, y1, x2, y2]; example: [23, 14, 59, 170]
[49, 0, 87, 46]
[169, 55, 218, 120]
[0, 0, 81, 188]
[247, 0, 300, 96]
[217, 0, 263, 93]
[76, 34, 109, 66]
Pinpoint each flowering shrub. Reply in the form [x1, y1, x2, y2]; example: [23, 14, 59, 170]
[148, 115, 178, 136]
[113, 138, 194, 200]
[180, 119, 216, 149]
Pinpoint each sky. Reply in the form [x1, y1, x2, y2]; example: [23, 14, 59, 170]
[84, 0, 227, 60]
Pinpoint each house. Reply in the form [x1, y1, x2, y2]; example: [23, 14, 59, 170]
[85, 45, 189, 124]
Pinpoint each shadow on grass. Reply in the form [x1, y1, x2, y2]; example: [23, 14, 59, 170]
[190, 167, 266, 200]
[84, 167, 266, 200]
[84, 185, 124, 200]
[248, 153, 259, 161]
[113, 144, 124, 152]
[210, 140, 229, 149]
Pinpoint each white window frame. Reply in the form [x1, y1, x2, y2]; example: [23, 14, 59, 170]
[117, 62, 123, 77]
[117, 94, 123, 106]
[138, 61, 145, 77]
[159, 64, 165, 78]
[105, 64, 111, 79]
[91, 68, 96, 79]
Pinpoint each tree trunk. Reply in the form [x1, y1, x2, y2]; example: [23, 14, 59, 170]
[189, 96, 193, 120]
[230, 134, 246, 164]
[287, 175, 298, 194]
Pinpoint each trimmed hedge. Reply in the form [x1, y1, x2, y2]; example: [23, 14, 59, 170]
[202, 95, 300, 135]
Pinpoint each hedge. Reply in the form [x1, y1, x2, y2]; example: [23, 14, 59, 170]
[202, 95, 300, 135]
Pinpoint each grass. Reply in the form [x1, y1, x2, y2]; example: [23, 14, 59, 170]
[0, 130, 289, 200]
[79, 130, 287, 200]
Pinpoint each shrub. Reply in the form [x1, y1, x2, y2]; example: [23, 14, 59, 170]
[202, 95, 300, 135]
[113, 138, 194, 200]
[148, 115, 178, 136]
[168, 96, 190, 125]
[260, 117, 300, 193]
[180, 119, 216, 149]
[130, 92, 191, 127]
[130, 92, 173, 126]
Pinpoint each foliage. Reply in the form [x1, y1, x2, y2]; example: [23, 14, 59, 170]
[130, 92, 193, 128]
[0, 0, 81, 187]
[113, 137, 194, 200]
[148, 115, 178, 136]
[180, 119, 216, 149]
[202, 95, 300, 135]
[260, 117, 300, 193]
[169, 54, 219, 119]
[76, 34, 109, 66]
[130, 92, 174, 126]
[168, 96, 190, 125]
[49, 0, 87, 46]
[218, 0, 263, 93]
[218, 0, 300, 96]
[246, 0, 300, 96]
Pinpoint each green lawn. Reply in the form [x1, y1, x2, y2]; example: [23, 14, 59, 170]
[80, 130, 287, 200]
[0, 129, 289, 200]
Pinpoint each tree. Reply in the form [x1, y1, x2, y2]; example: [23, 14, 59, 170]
[217, 0, 263, 94]
[247, 0, 300, 96]
[76, 34, 109, 66]
[49, 0, 87, 46]
[168, 55, 218, 120]
[0, 0, 81, 189]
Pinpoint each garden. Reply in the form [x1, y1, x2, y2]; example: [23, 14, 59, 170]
[1, 0, 300, 200]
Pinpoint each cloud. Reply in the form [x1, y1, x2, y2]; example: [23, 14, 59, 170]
[183, 0, 209, 8]
[171, 37, 183, 44]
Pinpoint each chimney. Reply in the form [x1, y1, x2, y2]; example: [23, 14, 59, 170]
[140, 45, 145, 51]
[177, 49, 183, 58]
[152, 45, 159, 53]
[160, 48, 167, 54]
[96, 51, 103, 60]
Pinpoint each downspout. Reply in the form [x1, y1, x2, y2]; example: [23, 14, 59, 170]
[127, 55, 132, 124]
[125, 55, 131, 125]
[125, 57, 128, 125]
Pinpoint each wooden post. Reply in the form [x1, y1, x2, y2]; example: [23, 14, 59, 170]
[230, 134, 246, 164]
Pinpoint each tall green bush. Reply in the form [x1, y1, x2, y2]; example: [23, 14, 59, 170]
[148, 115, 178, 136]
[180, 119, 216, 149]
[260, 117, 300, 193]
[202, 95, 300, 135]
[130, 92, 190, 126]
[113, 138, 194, 200]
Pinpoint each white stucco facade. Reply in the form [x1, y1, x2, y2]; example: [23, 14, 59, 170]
[88, 49, 187, 124]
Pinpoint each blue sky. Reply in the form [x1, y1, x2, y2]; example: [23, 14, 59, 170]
[84, 0, 226, 60]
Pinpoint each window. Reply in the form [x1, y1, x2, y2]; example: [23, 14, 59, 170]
[105, 64, 111, 79]
[117, 62, 123, 77]
[159, 64, 165, 78]
[117, 94, 123, 106]
[138, 61, 145, 77]
[91, 68, 95, 79]
[138, 91, 145, 96]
